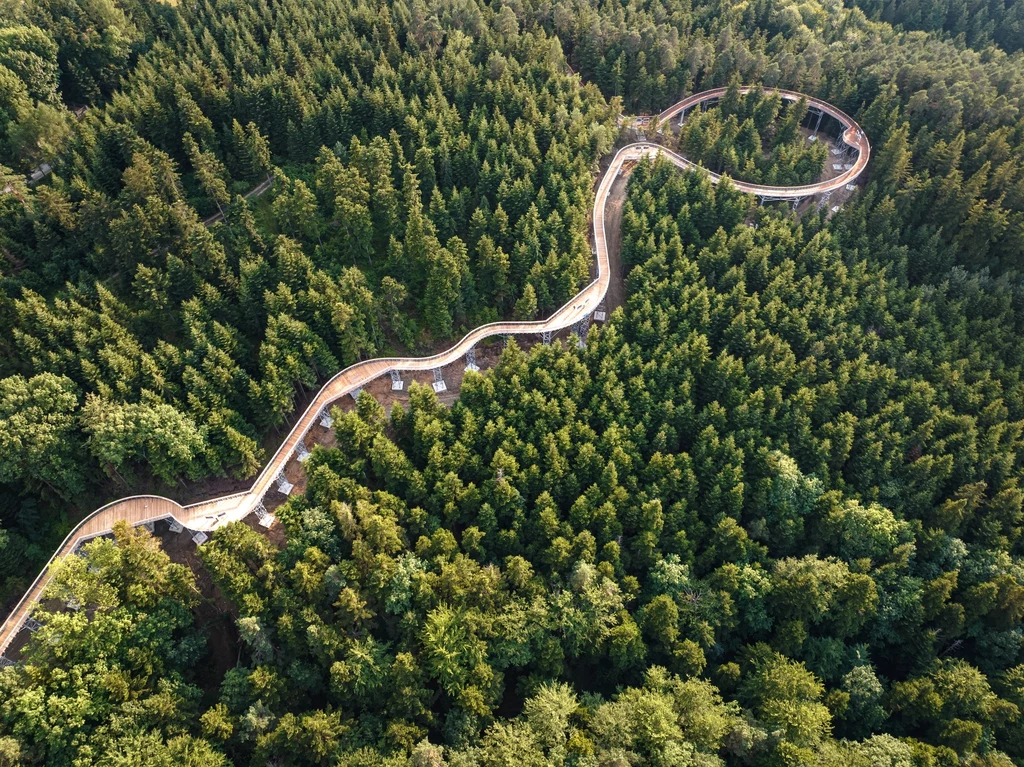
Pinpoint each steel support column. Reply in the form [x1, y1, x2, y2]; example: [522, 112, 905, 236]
[319, 407, 333, 428]
[575, 313, 592, 348]
[432, 368, 447, 393]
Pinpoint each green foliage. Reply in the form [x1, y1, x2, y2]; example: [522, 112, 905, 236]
[0, 372, 84, 496]
[0, 0, 618, 531]
[78, 156, 1008, 763]
[848, 0, 1024, 54]
[81, 394, 209, 484]
[0, 522, 218, 766]
[2, 0, 1024, 764]
[10, 0, 143, 103]
[679, 86, 828, 185]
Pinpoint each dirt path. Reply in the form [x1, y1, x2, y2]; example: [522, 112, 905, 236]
[153, 520, 239, 689]
[601, 168, 632, 313]
[201, 174, 275, 226]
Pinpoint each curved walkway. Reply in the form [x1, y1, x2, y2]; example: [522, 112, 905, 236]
[657, 87, 870, 199]
[0, 88, 870, 657]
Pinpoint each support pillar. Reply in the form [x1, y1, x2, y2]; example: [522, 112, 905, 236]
[319, 407, 333, 429]
[0, 656, 15, 669]
[541, 330, 552, 345]
[390, 370, 404, 391]
[24, 618, 41, 632]
[432, 368, 447, 393]
[791, 197, 801, 212]
[255, 501, 276, 528]
[349, 387, 362, 402]
[574, 313, 592, 348]
[813, 108, 824, 135]
[276, 472, 294, 495]
[295, 441, 311, 463]
[465, 347, 479, 372]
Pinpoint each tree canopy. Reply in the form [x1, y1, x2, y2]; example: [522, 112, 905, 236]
[1, 0, 1024, 762]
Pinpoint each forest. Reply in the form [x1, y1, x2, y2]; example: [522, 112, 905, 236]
[1, 0, 1024, 763]
[676, 87, 828, 185]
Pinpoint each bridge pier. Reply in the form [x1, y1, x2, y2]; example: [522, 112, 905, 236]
[254, 501, 276, 528]
[574, 314, 592, 348]
[319, 407, 333, 429]
[276, 472, 294, 495]
[432, 368, 447, 393]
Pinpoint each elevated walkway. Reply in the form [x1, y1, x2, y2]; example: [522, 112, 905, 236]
[0, 88, 870, 658]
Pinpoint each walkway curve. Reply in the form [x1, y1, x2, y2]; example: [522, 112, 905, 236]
[657, 86, 870, 198]
[0, 88, 869, 657]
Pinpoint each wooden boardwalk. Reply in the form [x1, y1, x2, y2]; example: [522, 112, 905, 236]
[0, 88, 869, 658]
[657, 87, 871, 198]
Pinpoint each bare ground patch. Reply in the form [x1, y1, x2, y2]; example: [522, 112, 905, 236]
[153, 519, 239, 691]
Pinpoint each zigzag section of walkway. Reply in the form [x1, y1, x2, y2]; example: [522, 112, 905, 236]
[0, 88, 870, 659]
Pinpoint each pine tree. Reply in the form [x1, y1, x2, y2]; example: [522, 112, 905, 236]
[184, 132, 231, 219]
[513, 283, 538, 320]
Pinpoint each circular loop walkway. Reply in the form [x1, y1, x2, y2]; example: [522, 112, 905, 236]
[657, 86, 871, 198]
